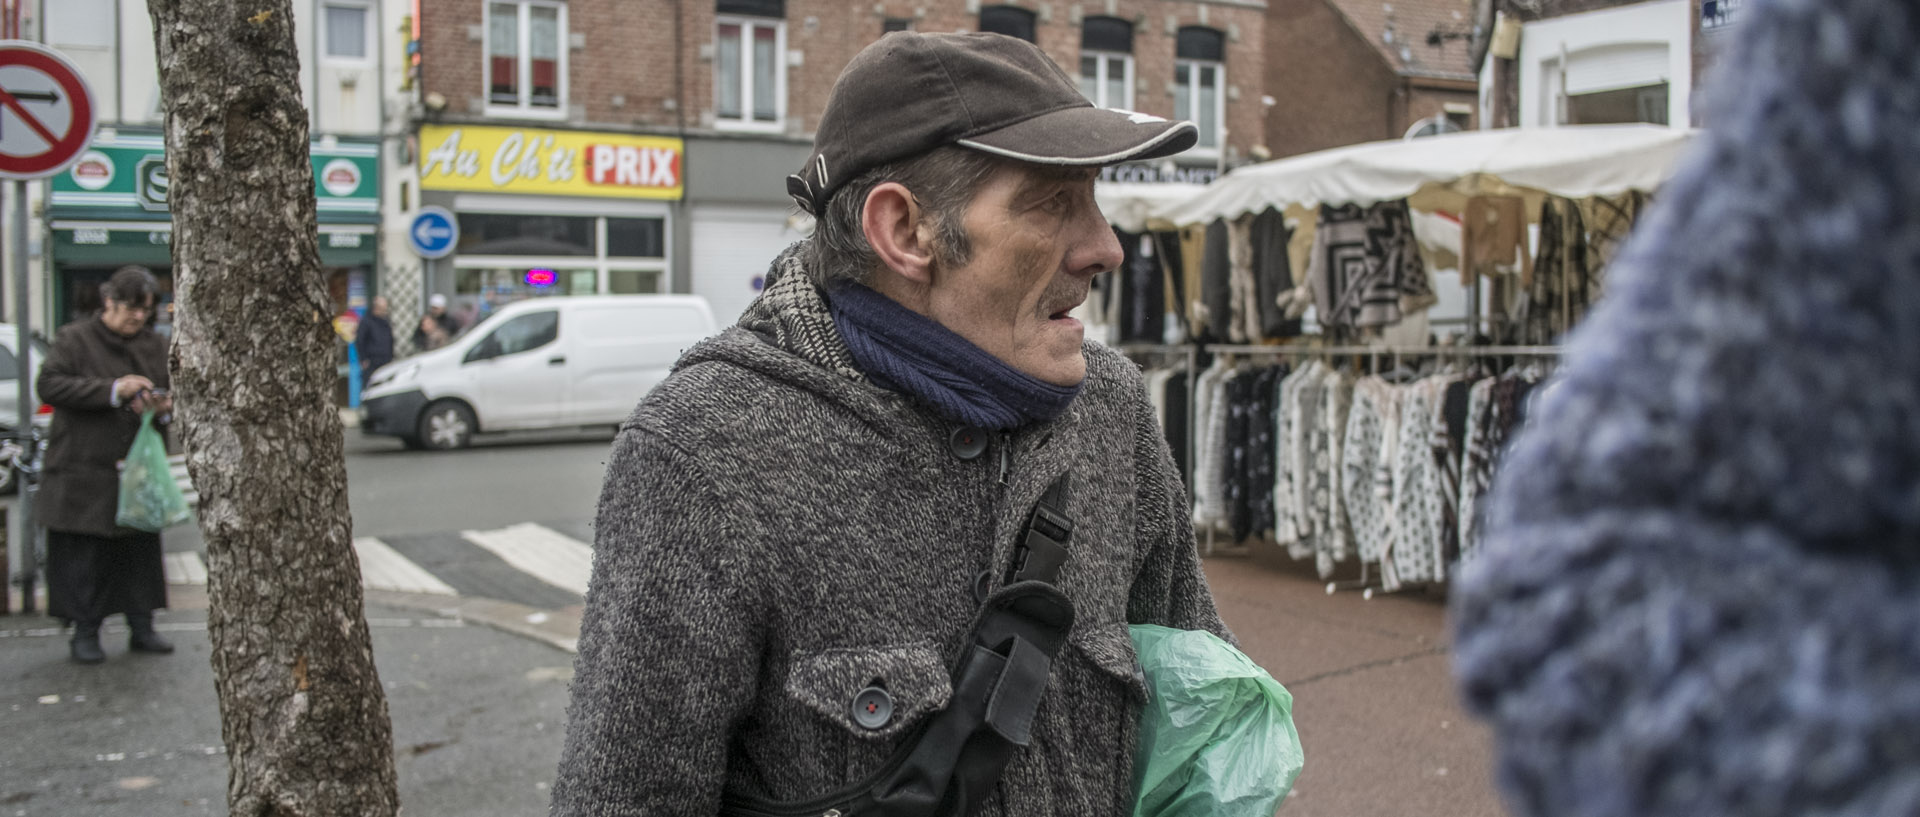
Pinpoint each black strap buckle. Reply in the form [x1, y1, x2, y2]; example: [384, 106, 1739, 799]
[1007, 474, 1073, 586]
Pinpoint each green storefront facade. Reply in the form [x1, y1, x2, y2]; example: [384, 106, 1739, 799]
[46, 128, 380, 328]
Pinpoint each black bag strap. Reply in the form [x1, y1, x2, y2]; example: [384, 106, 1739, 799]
[722, 472, 1077, 817]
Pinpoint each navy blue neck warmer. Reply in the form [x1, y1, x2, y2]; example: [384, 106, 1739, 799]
[826, 282, 1083, 430]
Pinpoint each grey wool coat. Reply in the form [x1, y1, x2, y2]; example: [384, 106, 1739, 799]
[551, 246, 1230, 816]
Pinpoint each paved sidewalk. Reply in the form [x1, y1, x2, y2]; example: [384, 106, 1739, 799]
[0, 587, 573, 817]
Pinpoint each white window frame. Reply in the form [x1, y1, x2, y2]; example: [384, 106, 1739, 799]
[484, 0, 569, 120]
[1079, 50, 1134, 111]
[451, 195, 671, 294]
[713, 15, 787, 133]
[321, 0, 374, 65]
[1175, 58, 1225, 157]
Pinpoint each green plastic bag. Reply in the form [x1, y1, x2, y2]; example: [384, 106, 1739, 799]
[116, 410, 191, 533]
[1129, 624, 1304, 817]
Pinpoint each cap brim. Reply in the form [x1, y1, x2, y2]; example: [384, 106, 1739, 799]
[956, 107, 1199, 166]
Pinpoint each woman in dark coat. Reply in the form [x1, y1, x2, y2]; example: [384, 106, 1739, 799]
[36, 266, 175, 664]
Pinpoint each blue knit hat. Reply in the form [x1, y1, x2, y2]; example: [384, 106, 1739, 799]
[1450, 1, 1920, 815]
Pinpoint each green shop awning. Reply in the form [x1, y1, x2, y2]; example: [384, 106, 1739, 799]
[52, 222, 378, 268]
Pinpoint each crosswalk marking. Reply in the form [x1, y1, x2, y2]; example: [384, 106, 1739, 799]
[157, 523, 594, 608]
[460, 523, 594, 596]
[162, 552, 207, 585]
[354, 536, 458, 596]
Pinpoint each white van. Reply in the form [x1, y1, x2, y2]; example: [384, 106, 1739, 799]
[360, 295, 717, 450]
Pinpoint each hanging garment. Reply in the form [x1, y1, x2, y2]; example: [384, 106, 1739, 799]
[1387, 376, 1451, 589]
[1274, 362, 1319, 559]
[1252, 209, 1302, 339]
[1155, 231, 1191, 344]
[1180, 225, 1208, 341]
[1341, 377, 1396, 572]
[1199, 221, 1234, 343]
[1458, 376, 1500, 562]
[1163, 368, 1192, 488]
[1314, 368, 1356, 579]
[1461, 195, 1531, 286]
[1519, 198, 1590, 345]
[1245, 366, 1282, 541]
[1121, 232, 1167, 344]
[1228, 215, 1262, 344]
[1287, 362, 1327, 554]
[1224, 367, 1255, 541]
[1306, 201, 1437, 329]
[1576, 191, 1646, 304]
[1432, 375, 1479, 566]
[1192, 362, 1237, 531]
[1189, 362, 1223, 529]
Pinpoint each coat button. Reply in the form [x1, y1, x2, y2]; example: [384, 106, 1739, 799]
[852, 686, 894, 730]
[948, 426, 988, 460]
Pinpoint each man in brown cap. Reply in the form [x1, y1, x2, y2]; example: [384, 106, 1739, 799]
[553, 32, 1229, 817]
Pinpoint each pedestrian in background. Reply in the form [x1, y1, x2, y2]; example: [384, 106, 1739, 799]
[553, 32, 1227, 816]
[413, 293, 459, 350]
[1450, 1, 1920, 815]
[355, 295, 395, 379]
[36, 265, 175, 664]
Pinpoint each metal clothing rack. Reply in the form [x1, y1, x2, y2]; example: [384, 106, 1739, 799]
[1191, 341, 1563, 595]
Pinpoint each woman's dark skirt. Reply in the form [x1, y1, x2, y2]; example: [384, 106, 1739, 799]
[46, 529, 167, 625]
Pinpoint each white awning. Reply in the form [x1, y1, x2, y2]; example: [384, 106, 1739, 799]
[1095, 181, 1209, 233]
[1151, 124, 1696, 228]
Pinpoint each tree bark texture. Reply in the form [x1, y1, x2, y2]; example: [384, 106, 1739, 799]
[147, 2, 399, 815]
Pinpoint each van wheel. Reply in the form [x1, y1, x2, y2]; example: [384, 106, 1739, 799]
[418, 401, 476, 450]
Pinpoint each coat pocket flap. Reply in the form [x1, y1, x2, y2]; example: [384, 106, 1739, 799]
[1073, 622, 1150, 704]
[786, 642, 952, 741]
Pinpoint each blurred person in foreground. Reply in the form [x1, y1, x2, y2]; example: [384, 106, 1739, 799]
[37, 265, 175, 664]
[1450, 1, 1920, 815]
[553, 32, 1229, 816]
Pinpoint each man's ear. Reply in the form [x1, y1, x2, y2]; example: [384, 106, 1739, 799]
[862, 182, 937, 285]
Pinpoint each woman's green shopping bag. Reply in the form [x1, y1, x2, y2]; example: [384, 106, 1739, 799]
[116, 410, 191, 532]
[1129, 624, 1304, 817]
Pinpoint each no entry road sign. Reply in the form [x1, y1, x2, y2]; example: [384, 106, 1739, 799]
[0, 40, 96, 180]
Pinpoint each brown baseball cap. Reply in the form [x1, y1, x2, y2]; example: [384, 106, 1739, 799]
[787, 31, 1198, 215]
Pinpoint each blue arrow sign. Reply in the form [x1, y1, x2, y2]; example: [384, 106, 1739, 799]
[408, 206, 458, 259]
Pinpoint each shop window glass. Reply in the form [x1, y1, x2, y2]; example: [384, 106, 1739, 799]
[457, 213, 594, 256]
[607, 269, 662, 294]
[607, 217, 666, 258]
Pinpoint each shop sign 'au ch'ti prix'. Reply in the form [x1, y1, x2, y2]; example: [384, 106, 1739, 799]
[418, 125, 684, 201]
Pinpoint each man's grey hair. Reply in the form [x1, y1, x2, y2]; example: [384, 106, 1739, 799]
[805, 146, 1003, 289]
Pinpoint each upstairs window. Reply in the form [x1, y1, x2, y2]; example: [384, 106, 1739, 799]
[1175, 26, 1225, 151]
[487, 0, 565, 116]
[324, 2, 370, 61]
[979, 6, 1037, 42]
[1079, 16, 1133, 110]
[716, 0, 786, 130]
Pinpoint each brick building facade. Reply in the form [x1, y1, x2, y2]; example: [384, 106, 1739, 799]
[412, 0, 1269, 325]
[1263, 0, 1478, 159]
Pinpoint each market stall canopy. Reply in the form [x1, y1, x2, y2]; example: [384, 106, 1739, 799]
[1151, 124, 1696, 228]
[1095, 181, 1208, 233]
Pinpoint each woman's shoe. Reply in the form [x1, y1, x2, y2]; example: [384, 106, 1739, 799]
[70, 621, 106, 664]
[127, 614, 175, 654]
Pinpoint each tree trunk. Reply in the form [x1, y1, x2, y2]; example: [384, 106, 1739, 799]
[148, 2, 399, 815]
